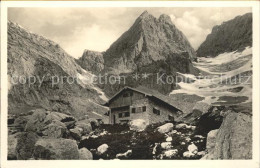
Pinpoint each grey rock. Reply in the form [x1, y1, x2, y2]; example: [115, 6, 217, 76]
[97, 144, 109, 155]
[79, 147, 93, 160]
[24, 109, 49, 134]
[157, 123, 174, 133]
[75, 119, 92, 135]
[70, 127, 83, 140]
[34, 138, 79, 160]
[16, 132, 39, 160]
[206, 129, 218, 153]
[42, 120, 67, 138]
[8, 133, 19, 160]
[202, 112, 252, 159]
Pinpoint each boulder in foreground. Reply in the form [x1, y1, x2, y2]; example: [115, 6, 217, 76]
[34, 138, 79, 160]
[129, 119, 148, 132]
[157, 123, 174, 133]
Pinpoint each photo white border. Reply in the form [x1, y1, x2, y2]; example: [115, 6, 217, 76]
[1, 1, 259, 168]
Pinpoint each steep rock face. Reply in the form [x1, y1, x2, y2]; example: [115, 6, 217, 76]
[76, 50, 104, 74]
[197, 13, 252, 57]
[103, 11, 197, 74]
[8, 21, 108, 121]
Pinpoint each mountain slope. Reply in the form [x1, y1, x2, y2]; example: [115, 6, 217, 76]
[8, 21, 108, 121]
[196, 13, 252, 57]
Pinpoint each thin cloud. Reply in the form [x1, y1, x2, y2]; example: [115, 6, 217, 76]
[8, 7, 251, 58]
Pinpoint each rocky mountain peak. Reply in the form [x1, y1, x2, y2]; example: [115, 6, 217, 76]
[139, 10, 150, 18]
[103, 11, 196, 74]
[158, 14, 172, 24]
[197, 13, 252, 57]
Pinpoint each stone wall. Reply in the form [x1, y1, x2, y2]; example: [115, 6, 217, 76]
[130, 98, 150, 123]
[109, 98, 150, 124]
[147, 99, 179, 124]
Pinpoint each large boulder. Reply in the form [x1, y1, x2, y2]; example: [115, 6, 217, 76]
[15, 132, 39, 160]
[42, 120, 67, 138]
[34, 138, 79, 160]
[70, 127, 83, 140]
[8, 133, 19, 160]
[202, 112, 252, 159]
[24, 109, 74, 137]
[24, 109, 49, 134]
[129, 119, 148, 132]
[175, 123, 188, 129]
[79, 147, 93, 160]
[206, 129, 218, 152]
[157, 123, 174, 133]
[46, 112, 75, 123]
[45, 112, 76, 129]
[75, 119, 92, 135]
[13, 116, 30, 131]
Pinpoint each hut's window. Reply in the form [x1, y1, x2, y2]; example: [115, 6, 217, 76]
[119, 113, 123, 118]
[142, 106, 146, 112]
[125, 112, 130, 117]
[153, 108, 160, 115]
[132, 108, 136, 113]
[137, 107, 142, 113]
[132, 106, 146, 113]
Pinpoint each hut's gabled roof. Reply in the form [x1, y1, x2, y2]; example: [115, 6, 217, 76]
[104, 86, 183, 112]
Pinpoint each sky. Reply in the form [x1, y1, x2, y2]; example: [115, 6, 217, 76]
[8, 7, 251, 58]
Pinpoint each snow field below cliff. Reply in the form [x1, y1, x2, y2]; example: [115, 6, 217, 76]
[170, 47, 252, 105]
